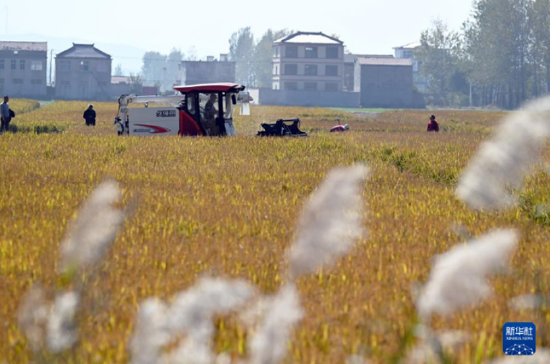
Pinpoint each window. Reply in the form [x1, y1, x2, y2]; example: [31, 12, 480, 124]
[31, 79, 42, 85]
[305, 65, 318, 76]
[12, 79, 23, 84]
[284, 82, 298, 91]
[59, 61, 71, 72]
[20, 60, 25, 70]
[79, 61, 89, 71]
[273, 47, 280, 58]
[326, 65, 338, 76]
[326, 47, 339, 59]
[31, 61, 43, 71]
[0, 60, 4, 70]
[60, 80, 70, 86]
[325, 82, 338, 92]
[403, 50, 413, 58]
[284, 64, 298, 75]
[305, 46, 318, 58]
[304, 82, 317, 91]
[11, 60, 16, 70]
[286, 46, 298, 58]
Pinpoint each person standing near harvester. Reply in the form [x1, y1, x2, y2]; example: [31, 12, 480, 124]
[83, 104, 96, 126]
[1, 95, 11, 133]
[427, 115, 439, 132]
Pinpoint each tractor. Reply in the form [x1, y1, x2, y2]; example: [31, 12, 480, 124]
[115, 83, 247, 136]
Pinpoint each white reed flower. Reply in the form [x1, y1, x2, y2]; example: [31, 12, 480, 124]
[164, 337, 214, 364]
[166, 277, 254, 336]
[288, 164, 369, 277]
[508, 294, 545, 311]
[17, 285, 49, 352]
[483, 348, 550, 363]
[417, 229, 518, 321]
[59, 179, 125, 273]
[407, 327, 471, 364]
[248, 283, 303, 364]
[347, 354, 373, 364]
[162, 278, 254, 364]
[46, 291, 80, 353]
[129, 298, 170, 364]
[456, 97, 550, 210]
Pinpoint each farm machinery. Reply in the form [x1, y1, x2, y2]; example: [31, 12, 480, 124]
[114, 82, 307, 137]
[114, 83, 247, 136]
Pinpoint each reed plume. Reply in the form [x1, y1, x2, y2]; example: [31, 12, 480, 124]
[288, 164, 369, 277]
[417, 229, 518, 321]
[59, 179, 125, 273]
[456, 97, 550, 210]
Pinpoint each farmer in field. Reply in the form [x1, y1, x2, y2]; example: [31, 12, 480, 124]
[83, 104, 96, 126]
[330, 123, 349, 133]
[1, 95, 11, 133]
[204, 94, 219, 135]
[331, 119, 349, 133]
[427, 115, 439, 132]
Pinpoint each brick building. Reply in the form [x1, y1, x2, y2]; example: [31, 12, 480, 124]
[55, 43, 112, 100]
[0, 41, 47, 98]
[272, 32, 345, 92]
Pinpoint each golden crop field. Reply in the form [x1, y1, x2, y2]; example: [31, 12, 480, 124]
[1, 100, 549, 364]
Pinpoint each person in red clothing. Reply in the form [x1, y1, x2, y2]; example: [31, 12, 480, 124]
[427, 115, 439, 132]
[330, 123, 349, 133]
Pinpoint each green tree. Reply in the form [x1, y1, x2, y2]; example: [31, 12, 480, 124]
[529, 0, 550, 95]
[416, 19, 461, 106]
[128, 72, 143, 94]
[463, 0, 531, 108]
[229, 27, 255, 86]
[141, 52, 167, 87]
[114, 64, 123, 76]
[166, 48, 184, 89]
[252, 29, 292, 88]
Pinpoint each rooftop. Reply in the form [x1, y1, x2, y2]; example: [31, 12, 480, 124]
[0, 41, 47, 52]
[345, 54, 394, 63]
[56, 43, 111, 59]
[357, 57, 413, 66]
[275, 32, 343, 45]
[394, 42, 422, 50]
[112, 76, 131, 84]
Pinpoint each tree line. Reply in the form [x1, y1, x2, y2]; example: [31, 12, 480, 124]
[418, 0, 550, 109]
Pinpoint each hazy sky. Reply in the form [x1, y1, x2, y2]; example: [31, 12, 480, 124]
[3, 0, 473, 61]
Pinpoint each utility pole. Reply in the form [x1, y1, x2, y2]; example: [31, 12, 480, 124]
[49, 49, 54, 86]
[469, 81, 473, 107]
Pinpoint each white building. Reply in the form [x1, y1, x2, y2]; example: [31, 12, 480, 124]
[393, 42, 428, 92]
[272, 32, 345, 92]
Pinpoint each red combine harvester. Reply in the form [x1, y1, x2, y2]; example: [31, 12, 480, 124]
[114, 83, 246, 136]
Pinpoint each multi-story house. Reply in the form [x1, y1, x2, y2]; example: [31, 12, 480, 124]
[272, 32, 345, 92]
[0, 41, 47, 98]
[394, 42, 428, 92]
[55, 44, 112, 100]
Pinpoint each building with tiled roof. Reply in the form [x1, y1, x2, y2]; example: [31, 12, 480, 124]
[0, 41, 48, 98]
[55, 43, 112, 100]
[272, 32, 345, 92]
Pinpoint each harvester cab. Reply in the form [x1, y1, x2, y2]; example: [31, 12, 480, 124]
[115, 83, 246, 136]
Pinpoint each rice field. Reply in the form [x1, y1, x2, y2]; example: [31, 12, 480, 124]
[1, 100, 549, 364]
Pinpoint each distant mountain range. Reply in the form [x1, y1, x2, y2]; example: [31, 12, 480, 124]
[1, 33, 146, 74]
